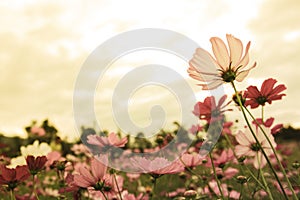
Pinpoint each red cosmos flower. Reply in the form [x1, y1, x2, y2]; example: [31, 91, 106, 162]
[244, 78, 286, 108]
[25, 155, 47, 175]
[0, 165, 30, 190]
[193, 95, 232, 122]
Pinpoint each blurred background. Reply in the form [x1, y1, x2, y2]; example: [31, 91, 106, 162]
[0, 0, 299, 141]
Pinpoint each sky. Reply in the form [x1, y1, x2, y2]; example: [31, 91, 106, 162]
[1, 0, 299, 141]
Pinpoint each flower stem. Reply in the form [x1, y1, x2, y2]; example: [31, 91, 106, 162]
[230, 81, 289, 200]
[209, 151, 225, 199]
[259, 167, 274, 200]
[32, 175, 40, 200]
[261, 106, 264, 122]
[10, 189, 15, 200]
[239, 183, 243, 200]
[100, 190, 108, 200]
[113, 172, 123, 200]
[244, 106, 298, 199]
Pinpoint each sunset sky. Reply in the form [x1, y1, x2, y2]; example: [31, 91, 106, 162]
[1, 0, 299, 141]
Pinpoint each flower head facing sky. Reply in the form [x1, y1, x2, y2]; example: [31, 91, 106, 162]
[188, 34, 256, 90]
[244, 78, 287, 108]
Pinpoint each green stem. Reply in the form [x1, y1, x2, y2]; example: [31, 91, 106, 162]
[261, 106, 264, 122]
[209, 151, 225, 199]
[260, 168, 274, 200]
[151, 177, 157, 200]
[113, 173, 123, 200]
[100, 190, 108, 200]
[244, 106, 298, 199]
[239, 183, 243, 200]
[244, 165, 265, 190]
[32, 175, 40, 200]
[10, 189, 15, 200]
[231, 81, 289, 200]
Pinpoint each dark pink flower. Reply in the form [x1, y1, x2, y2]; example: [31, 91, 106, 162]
[26, 155, 47, 175]
[252, 117, 283, 134]
[244, 78, 286, 108]
[193, 95, 232, 122]
[0, 165, 30, 190]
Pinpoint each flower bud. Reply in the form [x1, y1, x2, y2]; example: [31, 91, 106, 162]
[184, 190, 197, 198]
[292, 161, 300, 169]
[237, 175, 248, 184]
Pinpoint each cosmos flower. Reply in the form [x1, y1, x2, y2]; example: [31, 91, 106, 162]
[25, 155, 47, 175]
[0, 165, 30, 191]
[180, 153, 204, 168]
[192, 95, 232, 122]
[244, 78, 286, 108]
[188, 34, 256, 90]
[235, 126, 276, 169]
[8, 140, 52, 168]
[87, 132, 128, 153]
[132, 157, 184, 176]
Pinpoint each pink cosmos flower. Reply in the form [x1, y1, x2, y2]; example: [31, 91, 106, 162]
[207, 149, 235, 168]
[188, 34, 256, 90]
[235, 126, 276, 169]
[244, 78, 286, 108]
[180, 153, 204, 168]
[132, 157, 184, 176]
[193, 95, 232, 122]
[204, 181, 240, 199]
[87, 132, 128, 152]
[215, 167, 239, 180]
[73, 158, 108, 188]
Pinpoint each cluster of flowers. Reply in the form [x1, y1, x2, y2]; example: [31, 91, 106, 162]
[0, 34, 299, 200]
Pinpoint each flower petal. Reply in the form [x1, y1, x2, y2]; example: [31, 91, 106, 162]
[235, 62, 256, 82]
[261, 78, 277, 96]
[226, 34, 243, 68]
[235, 41, 251, 70]
[210, 37, 230, 70]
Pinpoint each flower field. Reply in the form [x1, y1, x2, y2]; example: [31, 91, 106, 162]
[0, 34, 300, 200]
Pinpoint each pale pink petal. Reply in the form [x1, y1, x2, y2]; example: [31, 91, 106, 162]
[235, 145, 251, 157]
[199, 80, 223, 90]
[235, 130, 254, 145]
[210, 37, 230, 70]
[189, 48, 220, 73]
[235, 41, 251, 70]
[235, 62, 256, 82]
[226, 34, 243, 67]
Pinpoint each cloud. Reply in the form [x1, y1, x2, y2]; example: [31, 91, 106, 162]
[247, 0, 300, 126]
